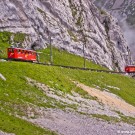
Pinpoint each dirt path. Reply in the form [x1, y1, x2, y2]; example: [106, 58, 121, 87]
[75, 82, 135, 117]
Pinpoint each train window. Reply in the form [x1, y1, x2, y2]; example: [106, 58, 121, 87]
[17, 50, 21, 53]
[9, 49, 14, 52]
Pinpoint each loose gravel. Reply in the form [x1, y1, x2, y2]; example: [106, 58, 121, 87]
[29, 109, 135, 135]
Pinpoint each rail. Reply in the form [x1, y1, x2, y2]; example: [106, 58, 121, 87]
[35, 62, 126, 74]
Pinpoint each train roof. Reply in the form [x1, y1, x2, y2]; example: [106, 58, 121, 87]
[125, 65, 135, 67]
[8, 47, 36, 52]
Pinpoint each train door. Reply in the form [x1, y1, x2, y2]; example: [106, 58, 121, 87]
[8, 48, 15, 59]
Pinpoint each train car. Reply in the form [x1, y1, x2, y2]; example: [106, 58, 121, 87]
[7, 47, 37, 62]
[125, 65, 135, 73]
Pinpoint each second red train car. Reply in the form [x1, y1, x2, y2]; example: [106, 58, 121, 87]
[125, 65, 135, 73]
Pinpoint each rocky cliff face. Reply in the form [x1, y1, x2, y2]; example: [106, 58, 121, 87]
[0, 0, 132, 71]
[93, 0, 135, 60]
[94, 0, 135, 25]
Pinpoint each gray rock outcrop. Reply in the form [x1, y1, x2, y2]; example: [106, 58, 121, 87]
[0, 0, 132, 71]
[93, 0, 135, 60]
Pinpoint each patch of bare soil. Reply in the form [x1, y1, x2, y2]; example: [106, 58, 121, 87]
[75, 82, 135, 117]
[26, 77, 120, 117]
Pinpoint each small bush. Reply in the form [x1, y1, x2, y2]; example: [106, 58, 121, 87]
[14, 32, 26, 43]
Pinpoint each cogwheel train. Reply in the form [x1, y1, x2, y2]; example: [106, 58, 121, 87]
[7, 47, 37, 62]
[7, 47, 135, 73]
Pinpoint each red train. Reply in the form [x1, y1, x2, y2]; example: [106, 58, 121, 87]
[125, 65, 135, 73]
[7, 47, 37, 62]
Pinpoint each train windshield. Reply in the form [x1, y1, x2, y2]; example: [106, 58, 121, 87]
[8, 48, 14, 53]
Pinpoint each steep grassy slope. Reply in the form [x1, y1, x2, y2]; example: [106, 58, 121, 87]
[37, 48, 107, 69]
[0, 31, 135, 134]
[1, 54, 135, 134]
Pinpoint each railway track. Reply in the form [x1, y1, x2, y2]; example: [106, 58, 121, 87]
[35, 62, 126, 74]
[4, 58, 128, 75]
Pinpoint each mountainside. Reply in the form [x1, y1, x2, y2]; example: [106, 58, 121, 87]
[93, 0, 135, 60]
[1, 1, 135, 134]
[0, 0, 132, 71]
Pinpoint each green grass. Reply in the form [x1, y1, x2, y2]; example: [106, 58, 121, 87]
[0, 32, 11, 59]
[0, 31, 26, 59]
[37, 47, 106, 70]
[0, 111, 56, 135]
[13, 32, 26, 44]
